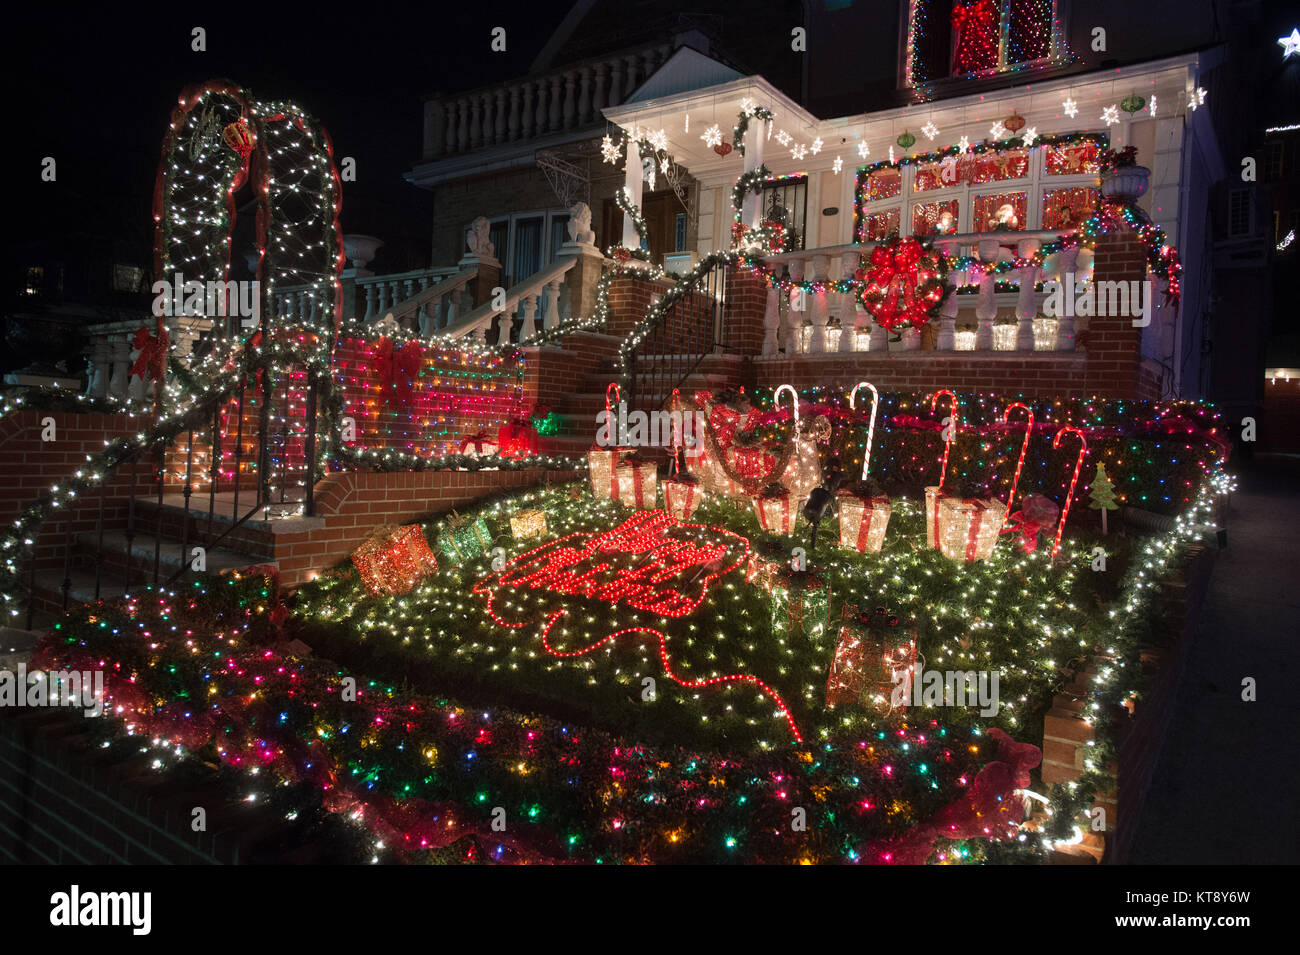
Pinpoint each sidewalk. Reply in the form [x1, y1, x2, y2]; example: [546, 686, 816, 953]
[1127, 453, 1300, 863]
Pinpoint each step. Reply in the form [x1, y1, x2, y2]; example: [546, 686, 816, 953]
[32, 569, 130, 609]
[77, 530, 274, 577]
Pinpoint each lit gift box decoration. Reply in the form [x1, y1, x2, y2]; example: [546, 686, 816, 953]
[509, 509, 547, 541]
[351, 524, 440, 596]
[754, 483, 797, 534]
[854, 326, 872, 351]
[826, 606, 917, 713]
[744, 552, 780, 590]
[769, 568, 829, 642]
[924, 485, 950, 549]
[458, 430, 498, 457]
[953, 329, 977, 351]
[937, 496, 1007, 563]
[992, 323, 1017, 350]
[837, 492, 891, 553]
[588, 447, 622, 500]
[436, 512, 493, 565]
[496, 419, 539, 458]
[661, 474, 701, 521]
[614, 454, 658, 509]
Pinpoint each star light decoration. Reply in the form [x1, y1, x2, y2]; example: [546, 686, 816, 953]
[1062, 97, 1078, 118]
[1021, 126, 1038, 147]
[601, 134, 621, 165]
[701, 124, 722, 148]
[857, 140, 870, 158]
[989, 120, 1007, 139]
[811, 136, 823, 155]
[1101, 105, 1120, 126]
[921, 121, 939, 140]
[1279, 28, 1300, 59]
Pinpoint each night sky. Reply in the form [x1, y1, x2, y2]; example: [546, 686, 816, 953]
[10, 2, 571, 271]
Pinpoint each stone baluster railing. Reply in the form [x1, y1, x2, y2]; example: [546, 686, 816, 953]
[423, 43, 673, 159]
[439, 257, 577, 344]
[755, 230, 1075, 356]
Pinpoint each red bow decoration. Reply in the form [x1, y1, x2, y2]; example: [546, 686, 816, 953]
[858, 237, 947, 332]
[375, 337, 422, 410]
[129, 326, 168, 381]
[999, 494, 1059, 553]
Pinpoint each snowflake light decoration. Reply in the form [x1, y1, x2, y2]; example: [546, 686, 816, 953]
[957, 135, 971, 152]
[857, 140, 870, 158]
[989, 120, 1007, 139]
[792, 143, 808, 160]
[776, 129, 793, 147]
[1021, 126, 1038, 147]
[701, 124, 722, 148]
[601, 134, 621, 165]
[1149, 95, 1158, 117]
[1101, 105, 1120, 126]
[921, 121, 939, 140]
[832, 156, 843, 174]
[811, 137, 823, 155]
[1062, 97, 1078, 118]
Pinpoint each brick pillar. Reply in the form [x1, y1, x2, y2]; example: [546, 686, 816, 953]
[1081, 232, 1147, 397]
[605, 271, 660, 337]
[724, 266, 767, 357]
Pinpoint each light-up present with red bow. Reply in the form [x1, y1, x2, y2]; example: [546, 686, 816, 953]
[838, 493, 892, 554]
[614, 453, 658, 509]
[662, 473, 701, 521]
[496, 418, 539, 458]
[754, 483, 797, 535]
[589, 383, 626, 500]
[1000, 493, 1059, 554]
[351, 524, 440, 595]
[458, 430, 498, 457]
[826, 605, 917, 713]
[937, 496, 1007, 563]
[769, 567, 829, 641]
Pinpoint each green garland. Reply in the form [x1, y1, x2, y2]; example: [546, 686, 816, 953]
[732, 105, 774, 157]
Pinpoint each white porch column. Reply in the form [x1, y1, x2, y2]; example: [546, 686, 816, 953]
[741, 115, 768, 230]
[1016, 238, 1040, 350]
[838, 252, 857, 352]
[621, 137, 644, 251]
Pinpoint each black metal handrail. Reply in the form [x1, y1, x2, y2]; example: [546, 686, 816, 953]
[624, 257, 732, 414]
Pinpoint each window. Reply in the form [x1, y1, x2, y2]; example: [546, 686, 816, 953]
[759, 176, 808, 250]
[113, 263, 146, 293]
[478, 210, 572, 286]
[855, 134, 1104, 237]
[904, 0, 1062, 88]
[674, 213, 687, 253]
[1260, 140, 1284, 181]
[23, 265, 44, 297]
[1227, 189, 1252, 238]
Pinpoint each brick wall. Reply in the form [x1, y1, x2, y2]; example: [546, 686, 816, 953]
[1041, 542, 1216, 863]
[0, 411, 151, 574]
[752, 352, 1090, 396]
[1080, 232, 1149, 398]
[272, 466, 583, 587]
[0, 709, 323, 863]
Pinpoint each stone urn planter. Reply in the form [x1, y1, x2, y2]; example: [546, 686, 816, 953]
[1100, 166, 1150, 202]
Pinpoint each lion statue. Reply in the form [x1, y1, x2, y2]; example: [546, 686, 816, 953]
[567, 202, 596, 245]
[466, 216, 494, 258]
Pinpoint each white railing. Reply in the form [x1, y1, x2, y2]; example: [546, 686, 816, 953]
[438, 258, 577, 343]
[423, 42, 674, 159]
[355, 266, 463, 326]
[82, 317, 214, 401]
[758, 231, 1080, 357]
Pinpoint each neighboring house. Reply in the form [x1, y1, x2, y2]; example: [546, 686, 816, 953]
[401, 0, 1281, 403]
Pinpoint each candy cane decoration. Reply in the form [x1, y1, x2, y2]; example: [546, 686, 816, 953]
[929, 389, 959, 490]
[670, 387, 682, 475]
[1050, 426, 1088, 560]
[605, 382, 621, 443]
[850, 381, 881, 479]
[774, 384, 799, 430]
[1000, 402, 1035, 511]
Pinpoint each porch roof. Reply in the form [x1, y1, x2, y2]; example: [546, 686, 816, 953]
[602, 52, 1205, 186]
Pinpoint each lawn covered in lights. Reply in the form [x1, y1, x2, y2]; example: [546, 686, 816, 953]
[291, 481, 1126, 753]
